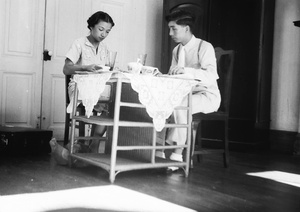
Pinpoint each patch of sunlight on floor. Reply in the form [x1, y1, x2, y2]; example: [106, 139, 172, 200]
[247, 171, 300, 188]
[0, 185, 196, 212]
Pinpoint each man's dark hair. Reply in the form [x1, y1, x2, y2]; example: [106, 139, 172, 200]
[165, 9, 195, 33]
[87, 11, 115, 30]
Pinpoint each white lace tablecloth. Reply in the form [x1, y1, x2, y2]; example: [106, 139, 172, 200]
[69, 72, 197, 131]
[68, 73, 113, 117]
[124, 73, 198, 131]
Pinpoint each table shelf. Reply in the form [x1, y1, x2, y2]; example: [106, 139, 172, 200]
[71, 153, 188, 172]
[73, 115, 191, 128]
[69, 74, 193, 183]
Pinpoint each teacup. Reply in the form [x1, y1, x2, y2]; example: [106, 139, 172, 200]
[127, 62, 143, 74]
[101, 65, 110, 72]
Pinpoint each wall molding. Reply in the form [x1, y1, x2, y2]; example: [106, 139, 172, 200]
[202, 129, 300, 155]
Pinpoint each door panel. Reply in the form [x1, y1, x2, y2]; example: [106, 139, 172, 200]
[2, 74, 33, 125]
[0, 0, 45, 128]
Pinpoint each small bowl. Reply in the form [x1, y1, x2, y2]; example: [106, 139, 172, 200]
[100, 65, 111, 72]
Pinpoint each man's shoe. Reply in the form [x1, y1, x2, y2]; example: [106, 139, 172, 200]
[168, 152, 183, 171]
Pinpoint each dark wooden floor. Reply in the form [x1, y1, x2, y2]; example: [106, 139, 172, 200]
[0, 149, 300, 212]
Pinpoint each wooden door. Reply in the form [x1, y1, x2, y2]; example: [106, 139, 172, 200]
[1, 0, 134, 140]
[0, 0, 45, 129]
[161, 0, 210, 73]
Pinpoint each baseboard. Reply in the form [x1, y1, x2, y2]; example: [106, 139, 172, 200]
[201, 138, 266, 153]
[201, 129, 300, 154]
[269, 129, 297, 154]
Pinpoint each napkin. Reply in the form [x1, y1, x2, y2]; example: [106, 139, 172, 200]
[140, 66, 161, 76]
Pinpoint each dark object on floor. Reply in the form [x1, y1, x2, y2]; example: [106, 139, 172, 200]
[0, 126, 52, 155]
[293, 20, 300, 27]
[49, 138, 69, 165]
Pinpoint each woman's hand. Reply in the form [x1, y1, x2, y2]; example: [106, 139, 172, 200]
[84, 64, 102, 72]
[169, 66, 185, 75]
[74, 64, 103, 74]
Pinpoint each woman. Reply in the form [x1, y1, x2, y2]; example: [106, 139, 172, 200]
[63, 11, 115, 152]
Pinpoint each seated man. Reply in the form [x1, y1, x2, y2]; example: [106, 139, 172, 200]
[157, 9, 221, 169]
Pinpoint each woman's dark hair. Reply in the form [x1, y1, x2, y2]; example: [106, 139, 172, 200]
[165, 9, 195, 33]
[87, 11, 115, 30]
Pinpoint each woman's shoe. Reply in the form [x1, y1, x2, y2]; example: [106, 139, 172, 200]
[155, 151, 166, 159]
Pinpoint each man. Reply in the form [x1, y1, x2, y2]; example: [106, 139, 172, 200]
[157, 9, 221, 169]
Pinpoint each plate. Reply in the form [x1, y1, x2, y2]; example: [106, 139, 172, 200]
[160, 73, 194, 80]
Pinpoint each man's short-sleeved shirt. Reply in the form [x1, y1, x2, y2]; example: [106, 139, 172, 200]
[65, 36, 108, 66]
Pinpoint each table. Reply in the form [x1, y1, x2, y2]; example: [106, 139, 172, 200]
[68, 71, 197, 183]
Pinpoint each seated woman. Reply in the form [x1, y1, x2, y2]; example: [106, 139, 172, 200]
[63, 11, 115, 152]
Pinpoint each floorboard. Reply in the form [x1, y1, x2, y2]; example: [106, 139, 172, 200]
[0, 150, 299, 212]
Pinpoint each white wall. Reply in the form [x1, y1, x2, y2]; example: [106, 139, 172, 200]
[271, 0, 300, 132]
[145, 0, 163, 70]
[116, 0, 163, 70]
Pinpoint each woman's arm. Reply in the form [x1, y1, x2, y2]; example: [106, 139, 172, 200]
[63, 58, 102, 75]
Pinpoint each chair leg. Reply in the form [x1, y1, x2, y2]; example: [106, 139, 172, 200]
[190, 126, 194, 169]
[64, 113, 70, 146]
[190, 121, 199, 169]
[196, 121, 203, 163]
[223, 119, 229, 168]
